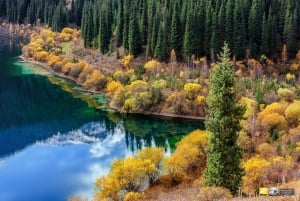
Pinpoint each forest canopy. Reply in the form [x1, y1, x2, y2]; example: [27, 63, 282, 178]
[1, 0, 299, 61]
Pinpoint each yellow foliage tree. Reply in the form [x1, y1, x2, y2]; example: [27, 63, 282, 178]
[62, 62, 77, 74]
[195, 95, 206, 105]
[95, 154, 159, 201]
[277, 88, 295, 101]
[47, 54, 61, 67]
[183, 83, 201, 100]
[144, 59, 162, 76]
[35, 51, 48, 62]
[239, 97, 257, 119]
[122, 54, 133, 68]
[83, 70, 107, 90]
[137, 147, 164, 184]
[242, 156, 271, 195]
[106, 80, 122, 96]
[166, 130, 208, 180]
[260, 112, 287, 132]
[284, 100, 300, 126]
[256, 143, 276, 159]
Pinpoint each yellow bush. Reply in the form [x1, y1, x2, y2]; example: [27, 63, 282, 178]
[290, 63, 299, 71]
[122, 97, 139, 112]
[242, 156, 271, 195]
[259, 102, 288, 117]
[286, 73, 296, 81]
[195, 95, 206, 105]
[183, 83, 201, 100]
[106, 80, 122, 95]
[61, 27, 74, 35]
[35, 51, 48, 62]
[122, 54, 133, 68]
[47, 54, 61, 67]
[144, 60, 161, 71]
[285, 100, 300, 123]
[197, 187, 232, 201]
[84, 70, 107, 90]
[239, 97, 257, 118]
[256, 143, 276, 159]
[95, 157, 157, 200]
[277, 88, 295, 101]
[166, 130, 208, 177]
[127, 80, 149, 93]
[260, 112, 287, 131]
[124, 192, 145, 201]
[62, 62, 77, 74]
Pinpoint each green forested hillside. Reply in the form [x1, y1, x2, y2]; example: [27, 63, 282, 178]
[1, 0, 300, 61]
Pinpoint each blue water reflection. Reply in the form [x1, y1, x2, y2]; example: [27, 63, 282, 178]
[0, 37, 202, 201]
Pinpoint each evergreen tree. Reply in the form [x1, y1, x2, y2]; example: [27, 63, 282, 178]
[170, 1, 182, 59]
[217, 0, 226, 45]
[205, 1, 213, 55]
[286, 10, 297, 57]
[123, 0, 130, 51]
[183, 4, 198, 59]
[248, 0, 264, 56]
[116, 0, 124, 47]
[225, 0, 234, 51]
[128, 4, 142, 56]
[204, 43, 245, 195]
[155, 22, 167, 61]
[210, 11, 219, 60]
[233, 0, 246, 59]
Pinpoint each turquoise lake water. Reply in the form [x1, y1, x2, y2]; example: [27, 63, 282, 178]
[0, 37, 203, 201]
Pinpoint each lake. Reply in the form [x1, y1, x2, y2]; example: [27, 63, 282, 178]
[0, 37, 203, 201]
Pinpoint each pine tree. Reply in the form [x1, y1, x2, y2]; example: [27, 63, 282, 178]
[286, 10, 297, 57]
[154, 22, 167, 61]
[204, 43, 245, 195]
[225, 0, 234, 51]
[260, 12, 268, 55]
[128, 4, 142, 56]
[210, 11, 219, 60]
[123, 0, 130, 51]
[170, 1, 182, 60]
[233, 0, 246, 59]
[248, 0, 264, 56]
[183, 6, 195, 59]
[116, 0, 124, 47]
[205, 1, 213, 55]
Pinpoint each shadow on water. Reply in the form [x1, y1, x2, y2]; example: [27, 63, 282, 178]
[0, 36, 204, 160]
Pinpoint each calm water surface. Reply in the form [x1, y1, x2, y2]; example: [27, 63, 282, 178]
[0, 37, 203, 201]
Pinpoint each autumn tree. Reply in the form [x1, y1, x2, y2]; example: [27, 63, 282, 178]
[95, 147, 163, 201]
[204, 43, 245, 195]
[166, 130, 208, 184]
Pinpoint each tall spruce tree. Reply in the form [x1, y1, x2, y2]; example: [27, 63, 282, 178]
[233, 0, 246, 59]
[225, 0, 234, 51]
[170, 1, 182, 59]
[128, 3, 142, 56]
[155, 22, 167, 61]
[204, 43, 245, 195]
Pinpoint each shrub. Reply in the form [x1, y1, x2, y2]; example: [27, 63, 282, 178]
[196, 187, 232, 201]
[277, 88, 295, 102]
[83, 70, 108, 90]
[106, 80, 122, 96]
[183, 83, 201, 100]
[166, 130, 208, 183]
[68, 64, 83, 78]
[242, 156, 271, 195]
[284, 100, 300, 126]
[124, 192, 146, 201]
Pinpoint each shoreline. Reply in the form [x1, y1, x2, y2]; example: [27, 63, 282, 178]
[19, 56, 205, 121]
